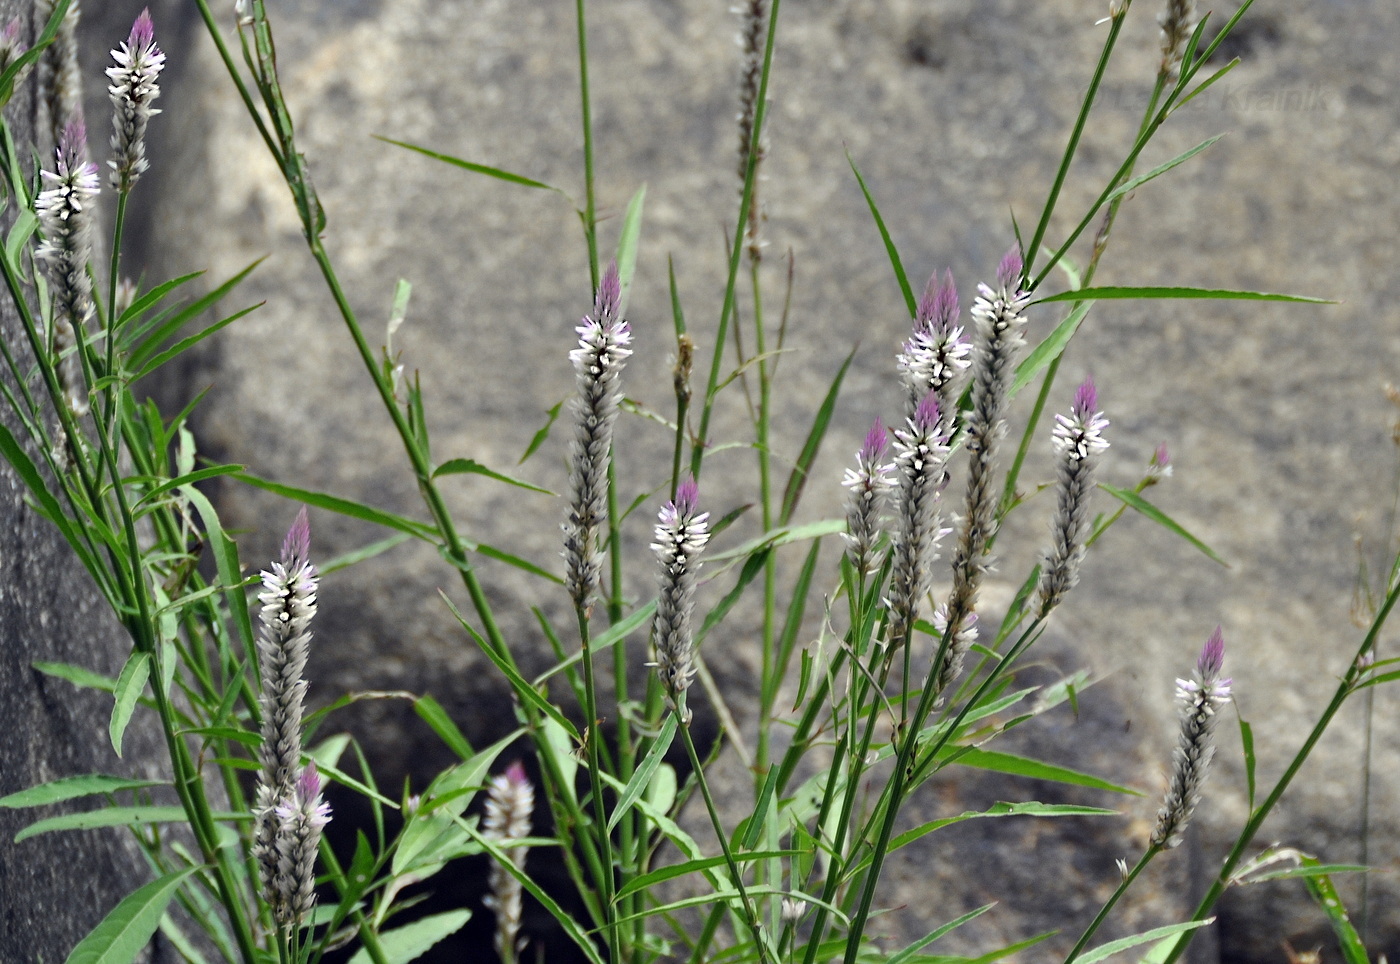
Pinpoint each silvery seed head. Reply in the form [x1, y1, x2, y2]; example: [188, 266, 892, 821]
[106, 8, 165, 193]
[484, 760, 534, 962]
[1151, 627, 1232, 850]
[841, 418, 893, 575]
[562, 261, 631, 611]
[266, 763, 332, 926]
[1158, 0, 1196, 80]
[1037, 377, 1110, 617]
[735, 0, 769, 262]
[935, 247, 1031, 699]
[651, 477, 710, 721]
[0, 19, 29, 83]
[38, 0, 83, 148]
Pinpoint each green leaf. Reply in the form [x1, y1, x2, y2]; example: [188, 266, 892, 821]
[392, 730, 518, 876]
[519, 399, 564, 465]
[1075, 919, 1214, 964]
[432, 457, 554, 495]
[607, 714, 676, 833]
[952, 748, 1139, 795]
[439, 592, 579, 740]
[32, 661, 117, 693]
[1010, 300, 1093, 400]
[780, 348, 854, 524]
[347, 910, 471, 964]
[1296, 857, 1369, 964]
[1033, 286, 1329, 305]
[1239, 717, 1256, 810]
[375, 136, 564, 193]
[414, 695, 473, 760]
[64, 867, 197, 964]
[614, 852, 799, 902]
[463, 819, 605, 964]
[847, 150, 916, 318]
[130, 305, 259, 382]
[1106, 135, 1225, 203]
[109, 652, 151, 758]
[179, 486, 257, 667]
[0, 775, 165, 809]
[887, 903, 996, 964]
[1099, 484, 1228, 566]
[0, 423, 99, 582]
[126, 259, 263, 369]
[6, 210, 37, 265]
[232, 472, 436, 540]
[320, 532, 414, 576]
[17, 806, 245, 843]
[706, 519, 845, 564]
[615, 184, 646, 317]
[133, 464, 246, 510]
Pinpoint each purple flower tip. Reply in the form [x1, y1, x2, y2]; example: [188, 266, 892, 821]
[282, 507, 311, 565]
[674, 476, 699, 515]
[1198, 627, 1225, 677]
[1073, 377, 1098, 415]
[996, 247, 1023, 290]
[597, 261, 621, 319]
[504, 760, 529, 785]
[297, 762, 321, 799]
[2, 18, 22, 43]
[860, 418, 888, 462]
[934, 270, 958, 325]
[1152, 442, 1171, 468]
[914, 392, 941, 433]
[59, 118, 87, 159]
[916, 270, 959, 331]
[130, 9, 154, 48]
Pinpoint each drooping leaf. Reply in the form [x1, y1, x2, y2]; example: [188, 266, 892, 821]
[64, 867, 197, 964]
[432, 457, 554, 495]
[109, 652, 151, 757]
[1100, 484, 1228, 566]
[347, 910, 471, 964]
[0, 775, 165, 809]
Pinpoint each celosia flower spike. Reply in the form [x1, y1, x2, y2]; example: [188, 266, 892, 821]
[267, 763, 332, 926]
[252, 508, 320, 922]
[933, 247, 1032, 699]
[884, 394, 952, 662]
[1158, 0, 1197, 80]
[35, 119, 99, 416]
[38, 0, 83, 147]
[106, 8, 165, 193]
[0, 19, 28, 80]
[1147, 442, 1172, 484]
[651, 476, 710, 722]
[735, 0, 769, 263]
[484, 761, 535, 963]
[898, 270, 971, 425]
[841, 418, 893, 576]
[562, 261, 631, 611]
[1151, 627, 1232, 849]
[1037, 377, 1110, 617]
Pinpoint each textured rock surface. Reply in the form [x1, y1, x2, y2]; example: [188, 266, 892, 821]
[68, 0, 1400, 960]
[0, 4, 172, 962]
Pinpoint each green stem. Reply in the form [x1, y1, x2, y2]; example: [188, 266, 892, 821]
[1062, 847, 1158, 964]
[1161, 573, 1400, 964]
[575, 0, 598, 285]
[678, 713, 773, 964]
[692, 0, 782, 482]
[575, 608, 620, 961]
